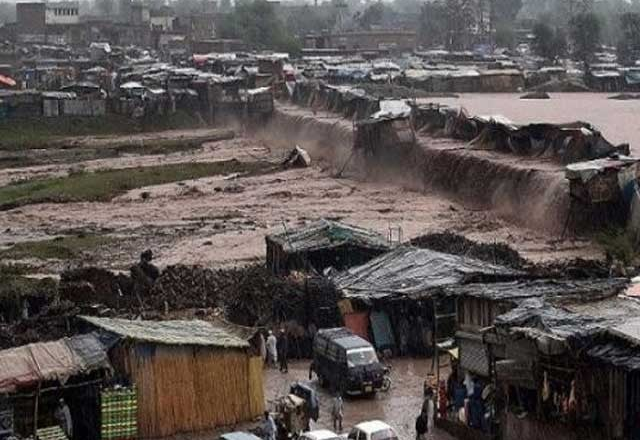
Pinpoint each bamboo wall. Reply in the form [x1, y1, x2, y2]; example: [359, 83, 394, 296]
[113, 344, 264, 439]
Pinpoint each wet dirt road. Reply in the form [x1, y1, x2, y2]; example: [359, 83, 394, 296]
[264, 359, 454, 440]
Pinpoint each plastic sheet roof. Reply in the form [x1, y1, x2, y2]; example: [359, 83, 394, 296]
[267, 219, 390, 254]
[495, 292, 639, 356]
[334, 246, 522, 300]
[81, 316, 250, 348]
[0, 333, 111, 393]
[444, 278, 628, 302]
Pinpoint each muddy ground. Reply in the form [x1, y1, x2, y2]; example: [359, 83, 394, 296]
[0, 108, 599, 274]
[264, 359, 455, 440]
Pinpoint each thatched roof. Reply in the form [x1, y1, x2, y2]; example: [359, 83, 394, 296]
[81, 317, 250, 349]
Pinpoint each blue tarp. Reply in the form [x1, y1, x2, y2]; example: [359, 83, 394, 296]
[625, 71, 640, 85]
[370, 311, 395, 350]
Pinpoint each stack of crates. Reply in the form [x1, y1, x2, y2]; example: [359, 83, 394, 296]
[100, 387, 138, 440]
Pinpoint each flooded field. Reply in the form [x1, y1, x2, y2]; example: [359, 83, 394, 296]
[264, 359, 455, 440]
[433, 93, 640, 150]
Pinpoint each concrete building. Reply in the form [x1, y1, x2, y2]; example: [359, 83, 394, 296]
[15, 2, 46, 42]
[45, 1, 80, 25]
[150, 6, 175, 32]
[305, 30, 417, 53]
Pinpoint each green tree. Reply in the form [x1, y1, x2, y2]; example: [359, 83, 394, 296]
[495, 23, 516, 48]
[532, 21, 567, 62]
[217, 0, 301, 55]
[285, 5, 337, 38]
[355, 2, 392, 30]
[618, 12, 640, 65]
[491, 0, 522, 48]
[492, 0, 523, 24]
[569, 12, 602, 62]
[418, 0, 448, 47]
[445, 0, 476, 50]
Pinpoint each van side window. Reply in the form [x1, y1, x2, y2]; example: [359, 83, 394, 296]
[348, 429, 360, 440]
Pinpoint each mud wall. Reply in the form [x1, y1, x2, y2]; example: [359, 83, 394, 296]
[260, 108, 570, 234]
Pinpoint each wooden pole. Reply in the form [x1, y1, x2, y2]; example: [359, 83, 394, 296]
[33, 382, 41, 438]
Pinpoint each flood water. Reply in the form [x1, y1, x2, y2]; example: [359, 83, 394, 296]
[426, 93, 640, 151]
[264, 359, 455, 440]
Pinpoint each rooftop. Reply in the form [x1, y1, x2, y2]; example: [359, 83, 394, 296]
[333, 246, 522, 300]
[80, 316, 250, 348]
[267, 219, 390, 254]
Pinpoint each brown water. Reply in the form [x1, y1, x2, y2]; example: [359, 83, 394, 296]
[264, 359, 455, 440]
[427, 93, 640, 151]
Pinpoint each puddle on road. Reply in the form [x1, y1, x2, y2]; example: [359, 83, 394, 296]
[264, 359, 454, 440]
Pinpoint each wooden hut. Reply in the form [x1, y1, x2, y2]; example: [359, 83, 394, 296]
[80, 317, 264, 439]
[0, 333, 112, 440]
[266, 219, 390, 275]
[331, 246, 522, 356]
[488, 294, 640, 440]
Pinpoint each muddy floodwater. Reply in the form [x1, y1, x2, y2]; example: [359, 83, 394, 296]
[264, 359, 454, 440]
[430, 93, 640, 150]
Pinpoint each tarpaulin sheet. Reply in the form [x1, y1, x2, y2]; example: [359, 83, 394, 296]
[343, 312, 370, 341]
[443, 278, 627, 302]
[0, 333, 111, 393]
[267, 219, 389, 253]
[334, 246, 521, 300]
[370, 311, 395, 350]
[66, 333, 111, 371]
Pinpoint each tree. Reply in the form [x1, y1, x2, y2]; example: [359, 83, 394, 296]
[217, 0, 301, 55]
[569, 12, 602, 62]
[492, 0, 523, 24]
[445, 0, 476, 50]
[418, 0, 448, 47]
[618, 12, 640, 65]
[355, 2, 393, 30]
[285, 5, 337, 39]
[532, 21, 567, 62]
[495, 22, 516, 48]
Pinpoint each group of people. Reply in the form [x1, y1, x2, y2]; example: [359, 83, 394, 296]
[259, 329, 290, 373]
[261, 393, 343, 440]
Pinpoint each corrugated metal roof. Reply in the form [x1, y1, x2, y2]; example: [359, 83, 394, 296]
[334, 246, 522, 300]
[444, 278, 627, 302]
[267, 219, 389, 253]
[81, 316, 250, 348]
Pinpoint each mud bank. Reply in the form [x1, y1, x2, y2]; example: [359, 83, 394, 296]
[263, 105, 569, 234]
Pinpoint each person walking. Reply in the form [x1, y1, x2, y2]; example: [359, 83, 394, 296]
[258, 331, 267, 365]
[332, 393, 344, 432]
[277, 328, 289, 373]
[54, 398, 73, 439]
[262, 411, 277, 440]
[423, 388, 435, 437]
[415, 410, 428, 440]
[266, 330, 278, 367]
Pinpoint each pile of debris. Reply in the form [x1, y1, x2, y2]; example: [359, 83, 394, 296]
[410, 231, 527, 269]
[60, 267, 133, 308]
[220, 264, 306, 326]
[148, 265, 220, 310]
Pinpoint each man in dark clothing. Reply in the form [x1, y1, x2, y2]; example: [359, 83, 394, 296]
[277, 329, 289, 373]
[415, 410, 428, 440]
